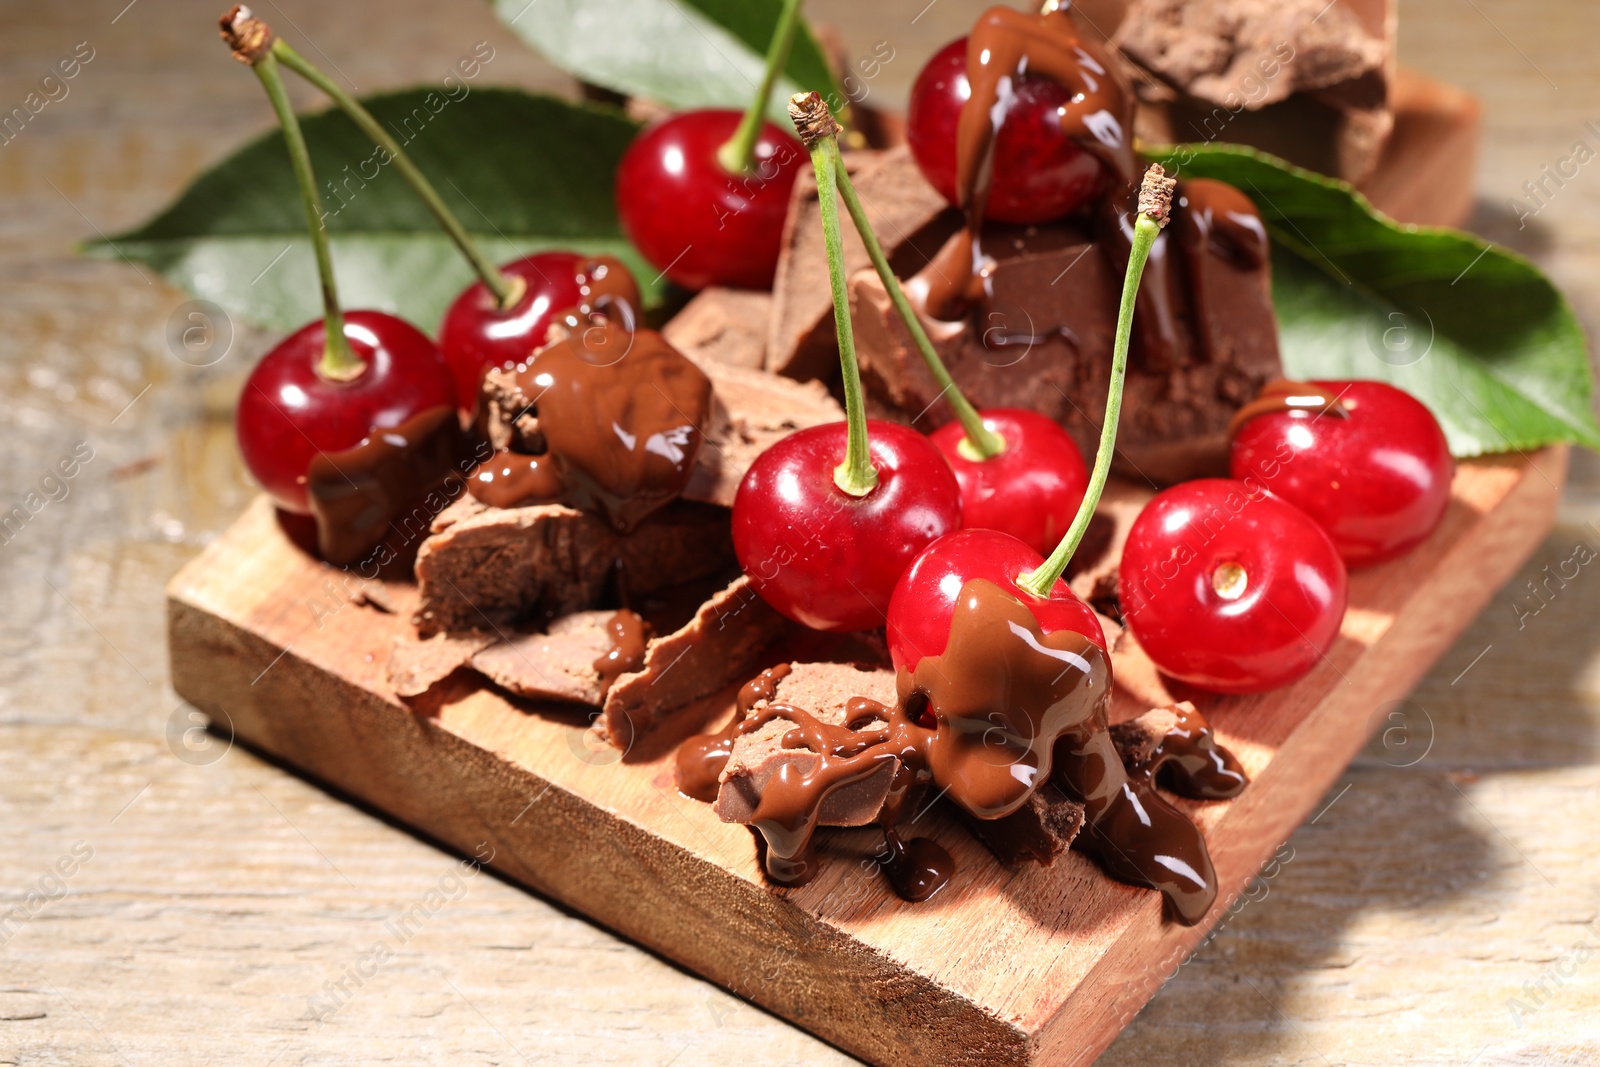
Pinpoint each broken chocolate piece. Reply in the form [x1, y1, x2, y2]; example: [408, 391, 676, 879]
[468, 609, 620, 706]
[713, 662, 901, 827]
[660, 287, 773, 370]
[961, 783, 1087, 868]
[413, 495, 733, 636]
[1110, 701, 1248, 800]
[598, 575, 787, 750]
[388, 630, 493, 699]
[684, 361, 843, 508]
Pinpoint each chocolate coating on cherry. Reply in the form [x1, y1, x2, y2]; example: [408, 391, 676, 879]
[236, 310, 456, 514]
[616, 109, 803, 291]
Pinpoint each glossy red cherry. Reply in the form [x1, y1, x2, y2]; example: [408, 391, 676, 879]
[236, 311, 456, 514]
[906, 37, 1106, 225]
[887, 527, 1106, 672]
[615, 109, 803, 291]
[1231, 380, 1454, 567]
[1120, 479, 1348, 694]
[929, 409, 1088, 556]
[732, 420, 961, 632]
[438, 251, 640, 412]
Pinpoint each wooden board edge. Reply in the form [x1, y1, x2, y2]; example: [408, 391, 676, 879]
[165, 589, 1036, 1067]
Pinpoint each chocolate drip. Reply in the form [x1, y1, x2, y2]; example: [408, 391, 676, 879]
[466, 325, 711, 529]
[694, 582, 1220, 922]
[1227, 379, 1351, 439]
[465, 451, 563, 508]
[306, 405, 466, 566]
[569, 254, 641, 331]
[1124, 703, 1248, 801]
[912, 6, 1133, 321]
[592, 609, 650, 688]
[674, 666, 791, 804]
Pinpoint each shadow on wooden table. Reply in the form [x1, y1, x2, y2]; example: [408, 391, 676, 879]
[1099, 524, 1600, 1065]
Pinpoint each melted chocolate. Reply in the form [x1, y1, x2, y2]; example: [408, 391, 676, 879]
[1125, 704, 1248, 801]
[465, 451, 562, 508]
[592, 608, 650, 688]
[912, 6, 1133, 321]
[306, 405, 466, 566]
[676, 583, 1222, 921]
[674, 666, 791, 804]
[1227, 379, 1350, 439]
[569, 254, 641, 331]
[466, 325, 711, 529]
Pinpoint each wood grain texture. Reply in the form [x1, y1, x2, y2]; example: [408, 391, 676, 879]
[164, 450, 1565, 1067]
[3, 1, 1600, 1064]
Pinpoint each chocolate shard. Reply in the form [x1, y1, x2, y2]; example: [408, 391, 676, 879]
[1112, 0, 1396, 183]
[713, 662, 900, 827]
[661, 287, 773, 370]
[848, 166, 1282, 484]
[388, 630, 493, 698]
[469, 609, 618, 706]
[598, 575, 787, 750]
[413, 495, 732, 637]
[1109, 704, 1187, 767]
[768, 145, 952, 381]
[683, 362, 843, 508]
[960, 783, 1087, 868]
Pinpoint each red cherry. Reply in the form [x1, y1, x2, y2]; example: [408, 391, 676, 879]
[1231, 380, 1455, 567]
[929, 409, 1088, 556]
[887, 528, 1106, 673]
[236, 311, 456, 514]
[906, 37, 1106, 225]
[732, 420, 961, 632]
[615, 109, 803, 291]
[438, 251, 640, 411]
[1120, 479, 1348, 694]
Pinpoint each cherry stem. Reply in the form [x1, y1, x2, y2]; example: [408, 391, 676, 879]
[791, 92, 876, 497]
[1019, 164, 1176, 598]
[717, 0, 803, 175]
[249, 50, 361, 380]
[268, 40, 521, 309]
[831, 145, 1005, 459]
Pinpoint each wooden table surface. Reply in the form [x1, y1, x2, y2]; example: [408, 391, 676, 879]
[2, 1, 1597, 1064]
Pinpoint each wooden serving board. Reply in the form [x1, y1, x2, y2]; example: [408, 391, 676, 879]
[166, 447, 1566, 1067]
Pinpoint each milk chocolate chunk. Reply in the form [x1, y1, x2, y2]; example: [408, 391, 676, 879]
[1110, 701, 1248, 800]
[713, 663, 901, 827]
[412, 495, 732, 637]
[469, 324, 712, 532]
[768, 145, 951, 381]
[683, 361, 843, 508]
[468, 609, 622, 707]
[962, 784, 1087, 868]
[660, 287, 772, 370]
[388, 630, 494, 699]
[597, 575, 787, 750]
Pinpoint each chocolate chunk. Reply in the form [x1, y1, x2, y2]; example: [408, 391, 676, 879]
[713, 662, 900, 827]
[961, 783, 1086, 868]
[598, 575, 787, 750]
[388, 630, 493, 698]
[848, 165, 1281, 483]
[660, 287, 773, 369]
[469, 609, 618, 706]
[684, 362, 843, 508]
[1111, 701, 1249, 800]
[413, 495, 733, 636]
[768, 146, 951, 381]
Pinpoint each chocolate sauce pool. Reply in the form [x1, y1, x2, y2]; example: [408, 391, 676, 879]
[676, 581, 1234, 922]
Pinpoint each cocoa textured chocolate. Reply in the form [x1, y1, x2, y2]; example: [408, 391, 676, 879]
[413, 495, 732, 636]
[713, 662, 900, 827]
[598, 575, 788, 750]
